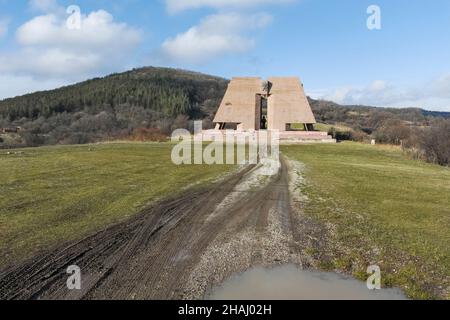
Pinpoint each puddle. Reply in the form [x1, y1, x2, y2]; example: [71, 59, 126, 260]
[207, 265, 407, 300]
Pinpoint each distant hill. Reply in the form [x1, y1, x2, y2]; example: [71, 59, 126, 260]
[0, 67, 228, 147]
[308, 98, 450, 134]
[0, 66, 449, 148]
[422, 110, 450, 118]
[0, 67, 228, 121]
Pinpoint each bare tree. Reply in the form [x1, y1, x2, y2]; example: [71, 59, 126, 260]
[419, 119, 450, 166]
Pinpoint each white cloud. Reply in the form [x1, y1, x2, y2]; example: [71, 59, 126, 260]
[161, 12, 272, 64]
[165, 0, 293, 14]
[432, 74, 450, 99]
[16, 11, 140, 52]
[312, 77, 450, 112]
[323, 80, 418, 106]
[0, 1, 141, 99]
[0, 9, 141, 79]
[161, 0, 287, 65]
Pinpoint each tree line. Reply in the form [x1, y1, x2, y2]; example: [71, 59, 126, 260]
[310, 99, 450, 166]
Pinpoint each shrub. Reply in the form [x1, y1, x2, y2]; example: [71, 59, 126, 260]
[131, 128, 168, 142]
[419, 120, 450, 166]
[374, 119, 413, 145]
[327, 127, 365, 142]
[350, 130, 369, 142]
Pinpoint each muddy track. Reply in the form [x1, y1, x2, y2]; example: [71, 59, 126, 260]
[0, 157, 315, 300]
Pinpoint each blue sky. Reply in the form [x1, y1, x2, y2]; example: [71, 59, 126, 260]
[0, 0, 450, 111]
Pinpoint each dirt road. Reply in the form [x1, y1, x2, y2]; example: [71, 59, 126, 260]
[0, 158, 323, 300]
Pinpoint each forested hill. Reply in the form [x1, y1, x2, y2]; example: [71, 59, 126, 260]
[0, 67, 228, 147]
[0, 67, 228, 121]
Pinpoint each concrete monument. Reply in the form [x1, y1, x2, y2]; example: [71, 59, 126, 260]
[210, 77, 335, 143]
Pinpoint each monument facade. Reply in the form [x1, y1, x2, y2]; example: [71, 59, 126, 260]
[214, 77, 316, 132]
[205, 76, 335, 143]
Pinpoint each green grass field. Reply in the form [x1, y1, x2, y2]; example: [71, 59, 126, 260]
[0, 143, 235, 267]
[283, 142, 450, 299]
[1, 141, 448, 299]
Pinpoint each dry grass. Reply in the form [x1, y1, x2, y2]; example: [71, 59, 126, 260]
[0, 142, 235, 267]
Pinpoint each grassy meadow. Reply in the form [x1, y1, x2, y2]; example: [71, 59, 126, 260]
[0, 143, 235, 267]
[1, 140, 448, 299]
[283, 142, 450, 299]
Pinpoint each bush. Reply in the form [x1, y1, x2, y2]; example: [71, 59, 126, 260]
[328, 127, 347, 141]
[131, 128, 167, 142]
[350, 130, 369, 142]
[20, 132, 46, 147]
[419, 120, 450, 166]
[327, 127, 366, 142]
[374, 119, 413, 145]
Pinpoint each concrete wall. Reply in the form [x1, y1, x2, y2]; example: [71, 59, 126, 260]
[214, 77, 263, 130]
[214, 76, 316, 131]
[267, 77, 316, 131]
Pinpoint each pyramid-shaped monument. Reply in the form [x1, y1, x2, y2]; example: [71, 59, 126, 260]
[214, 77, 317, 131]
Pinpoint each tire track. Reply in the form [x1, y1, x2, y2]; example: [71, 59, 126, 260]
[0, 157, 306, 300]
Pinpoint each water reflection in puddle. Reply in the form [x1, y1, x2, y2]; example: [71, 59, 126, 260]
[207, 265, 407, 300]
